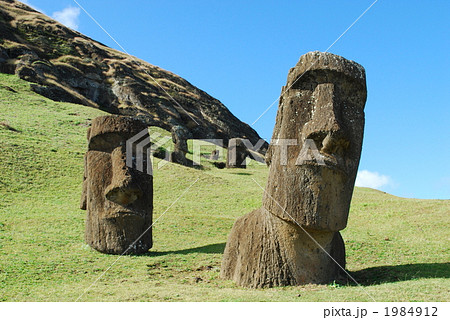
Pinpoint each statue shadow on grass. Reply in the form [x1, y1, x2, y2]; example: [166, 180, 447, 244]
[146, 242, 226, 256]
[144, 246, 449, 287]
[344, 262, 450, 286]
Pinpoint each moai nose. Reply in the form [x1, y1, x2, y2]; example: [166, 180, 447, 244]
[313, 83, 343, 132]
[104, 146, 143, 206]
[304, 83, 350, 154]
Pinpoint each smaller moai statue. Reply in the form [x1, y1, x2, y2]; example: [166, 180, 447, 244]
[226, 138, 249, 168]
[80, 115, 153, 254]
[209, 149, 220, 160]
[169, 125, 191, 166]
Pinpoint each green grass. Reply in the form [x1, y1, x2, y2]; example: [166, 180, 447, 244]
[0, 73, 449, 301]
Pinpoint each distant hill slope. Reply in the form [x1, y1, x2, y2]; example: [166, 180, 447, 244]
[0, 0, 266, 150]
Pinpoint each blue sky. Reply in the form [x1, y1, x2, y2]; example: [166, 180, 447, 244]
[21, 0, 449, 199]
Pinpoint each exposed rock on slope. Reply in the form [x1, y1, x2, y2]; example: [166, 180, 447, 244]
[0, 0, 266, 149]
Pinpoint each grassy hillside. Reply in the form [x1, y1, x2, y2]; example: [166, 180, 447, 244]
[0, 73, 449, 301]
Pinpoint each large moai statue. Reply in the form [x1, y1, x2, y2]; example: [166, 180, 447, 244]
[80, 115, 153, 254]
[221, 51, 367, 287]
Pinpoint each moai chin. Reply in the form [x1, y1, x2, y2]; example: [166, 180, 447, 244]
[80, 115, 153, 255]
[221, 51, 366, 287]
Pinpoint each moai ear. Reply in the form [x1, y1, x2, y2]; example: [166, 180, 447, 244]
[80, 153, 87, 210]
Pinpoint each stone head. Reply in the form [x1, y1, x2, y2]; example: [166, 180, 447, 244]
[263, 51, 366, 231]
[80, 115, 153, 254]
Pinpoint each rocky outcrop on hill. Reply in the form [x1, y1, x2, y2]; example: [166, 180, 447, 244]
[0, 0, 266, 150]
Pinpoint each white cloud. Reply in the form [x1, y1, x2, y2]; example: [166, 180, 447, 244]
[355, 170, 392, 189]
[52, 7, 81, 30]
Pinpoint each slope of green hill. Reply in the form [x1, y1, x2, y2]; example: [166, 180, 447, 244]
[0, 73, 449, 301]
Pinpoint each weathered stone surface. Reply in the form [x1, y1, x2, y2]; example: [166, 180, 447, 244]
[171, 125, 190, 154]
[0, 0, 268, 153]
[263, 51, 366, 231]
[169, 125, 191, 165]
[221, 51, 366, 287]
[169, 150, 192, 167]
[221, 208, 346, 288]
[226, 138, 249, 169]
[81, 115, 153, 255]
